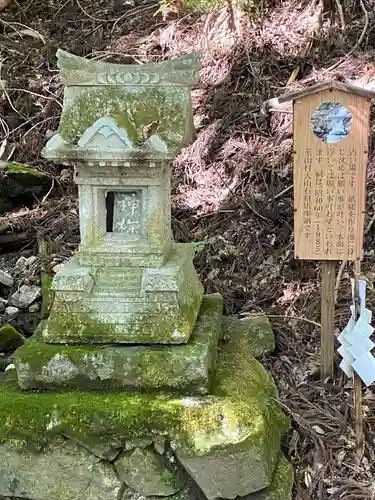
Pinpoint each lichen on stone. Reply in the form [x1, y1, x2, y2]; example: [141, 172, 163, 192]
[268, 455, 294, 500]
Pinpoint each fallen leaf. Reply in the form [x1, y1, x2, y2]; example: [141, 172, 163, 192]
[312, 425, 325, 435]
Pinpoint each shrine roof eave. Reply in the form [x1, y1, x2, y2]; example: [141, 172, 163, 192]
[41, 134, 179, 164]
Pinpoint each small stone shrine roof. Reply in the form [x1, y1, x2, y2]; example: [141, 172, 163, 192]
[56, 49, 201, 87]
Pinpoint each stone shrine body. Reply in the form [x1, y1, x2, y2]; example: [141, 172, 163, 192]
[2, 51, 293, 500]
[41, 50, 203, 345]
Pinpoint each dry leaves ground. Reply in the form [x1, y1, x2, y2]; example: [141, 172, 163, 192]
[2, 0, 375, 498]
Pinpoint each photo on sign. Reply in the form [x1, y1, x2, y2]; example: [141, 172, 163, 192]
[311, 102, 352, 143]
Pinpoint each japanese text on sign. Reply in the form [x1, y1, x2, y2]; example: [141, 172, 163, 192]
[294, 144, 364, 260]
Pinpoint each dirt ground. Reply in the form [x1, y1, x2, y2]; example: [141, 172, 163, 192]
[2, 0, 375, 498]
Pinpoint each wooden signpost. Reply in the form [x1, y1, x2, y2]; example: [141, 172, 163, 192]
[268, 81, 375, 448]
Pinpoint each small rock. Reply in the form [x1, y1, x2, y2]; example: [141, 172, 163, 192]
[29, 302, 40, 313]
[25, 255, 37, 267]
[66, 435, 122, 461]
[0, 441, 122, 500]
[0, 301, 5, 313]
[10, 284, 41, 308]
[0, 269, 13, 287]
[15, 256, 27, 268]
[5, 306, 19, 317]
[154, 436, 167, 455]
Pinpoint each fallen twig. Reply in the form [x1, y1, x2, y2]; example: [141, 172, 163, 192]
[334, 0, 345, 31]
[260, 314, 321, 329]
[325, 0, 369, 73]
[268, 184, 293, 202]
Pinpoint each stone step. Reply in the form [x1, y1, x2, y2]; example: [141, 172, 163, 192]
[14, 295, 224, 393]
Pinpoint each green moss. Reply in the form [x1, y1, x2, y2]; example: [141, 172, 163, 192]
[41, 271, 54, 319]
[1, 321, 288, 458]
[42, 276, 203, 344]
[0, 324, 24, 353]
[0, 163, 50, 212]
[14, 324, 99, 372]
[58, 87, 186, 147]
[161, 468, 175, 485]
[210, 325, 289, 477]
[45, 304, 119, 342]
[13, 295, 222, 394]
[268, 455, 294, 500]
[5, 162, 45, 176]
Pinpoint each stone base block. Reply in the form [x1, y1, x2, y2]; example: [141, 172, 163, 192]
[1, 319, 289, 500]
[42, 244, 204, 344]
[13, 295, 222, 393]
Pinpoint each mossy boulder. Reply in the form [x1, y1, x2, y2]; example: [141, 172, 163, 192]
[0, 324, 288, 457]
[0, 162, 51, 213]
[222, 315, 275, 358]
[174, 320, 286, 498]
[0, 323, 25, 353]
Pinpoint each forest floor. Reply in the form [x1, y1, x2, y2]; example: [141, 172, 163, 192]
[2, 0, 375, 498]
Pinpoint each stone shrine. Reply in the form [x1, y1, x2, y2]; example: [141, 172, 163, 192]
[0, 51, 293, 500]
[40, 49, 203, 346]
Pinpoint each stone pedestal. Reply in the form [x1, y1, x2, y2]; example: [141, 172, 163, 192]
[2, 322, 291, 500]
[41, 244, 203, 344]
[3, 50, 293, 500]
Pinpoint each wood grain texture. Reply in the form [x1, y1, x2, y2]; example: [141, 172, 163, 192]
[320, 260, 337, 381]
[353, 259, 364, 456]
[293, 89, 370, 260]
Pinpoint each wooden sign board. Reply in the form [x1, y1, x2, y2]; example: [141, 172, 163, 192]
[293, 89, 370, 260]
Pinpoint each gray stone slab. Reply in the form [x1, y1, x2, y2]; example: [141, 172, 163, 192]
[115, 447, 184, 496]
[0, 440, 121, 500]
[14, 295, 223, 393]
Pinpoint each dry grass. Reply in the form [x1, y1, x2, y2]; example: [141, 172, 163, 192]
[2, 0, 375, 498]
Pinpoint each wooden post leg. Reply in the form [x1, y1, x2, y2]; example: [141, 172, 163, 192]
[353, 260, 364, 458]
[321, 260, 337, 381]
